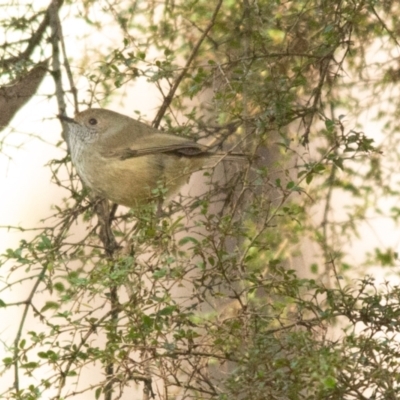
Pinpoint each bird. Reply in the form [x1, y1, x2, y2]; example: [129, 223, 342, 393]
[60, 108, 243, 208]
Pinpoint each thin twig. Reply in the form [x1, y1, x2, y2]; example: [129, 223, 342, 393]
[0, 0, 64, 69]
[55, 305, 122, 399]
[58, 21, 79, 113]
[48, 0, 68, 140]
[152, 0, 223, 128]
[13, 265, 47, 391]
[370, 6, 400, 47]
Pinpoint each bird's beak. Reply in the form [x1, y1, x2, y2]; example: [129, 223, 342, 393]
[58, 114, 79, 124]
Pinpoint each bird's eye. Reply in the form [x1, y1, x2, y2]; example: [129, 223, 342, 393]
[88, 118, 98, 125]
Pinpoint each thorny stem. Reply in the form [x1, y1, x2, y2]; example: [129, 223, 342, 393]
[49, 0, 68, 139]
[49, 3, 120, 399]
[0, 0, 64, 68]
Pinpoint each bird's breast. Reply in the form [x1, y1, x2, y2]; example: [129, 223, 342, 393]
[70, 143, 165, 207]
[70, 140, 204, 207]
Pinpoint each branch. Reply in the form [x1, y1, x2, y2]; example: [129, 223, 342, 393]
[152, 0, 223, 128]
[48, 0, 68, 140]
[0, 61, 48, 130]
[13, 265, 47, 391]
[0, 0, 64, 69]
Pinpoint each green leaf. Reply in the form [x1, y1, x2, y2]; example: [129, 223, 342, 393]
[37, 235, 52, 250]
[141, 315, 153, 329]
[332, 157, 344, 169]
[310, 263, 318, 274]
[178, 236, 199, 246]
[153, 268, 167, 279]
[53, 282, 65, 292]
[324, 119, 335, 132]
[41, 301, 60, 312]
[158, 305, 177, 316]
[3, 357, 13, 367]
[323, 376, 336, 389]
[21, 362, 39, 369]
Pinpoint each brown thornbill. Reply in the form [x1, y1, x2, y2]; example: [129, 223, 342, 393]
[60, 108, 243, 208]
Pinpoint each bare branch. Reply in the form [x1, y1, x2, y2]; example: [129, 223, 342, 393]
[152, 0, 224, 128]
[0, 61, 48, 130]
[0, 0, 64, 69]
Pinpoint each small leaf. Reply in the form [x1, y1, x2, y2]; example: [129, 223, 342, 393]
[324, 119, 335, 132]
[332, 157, 344, 170]
[53, 282, 65, 292]
[179, 236, 199, 246]
[41, 301, 60, 312]
[153, 268, 167, 279]
[158, 305, 177, 316]
[37, 235, 52, 250]
[21, 362, 39, 369]
[3, 357, 13, 367]
[323, 376, 336, 389]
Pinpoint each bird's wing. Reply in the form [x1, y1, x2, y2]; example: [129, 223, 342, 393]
[100, 133, 211, 160]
